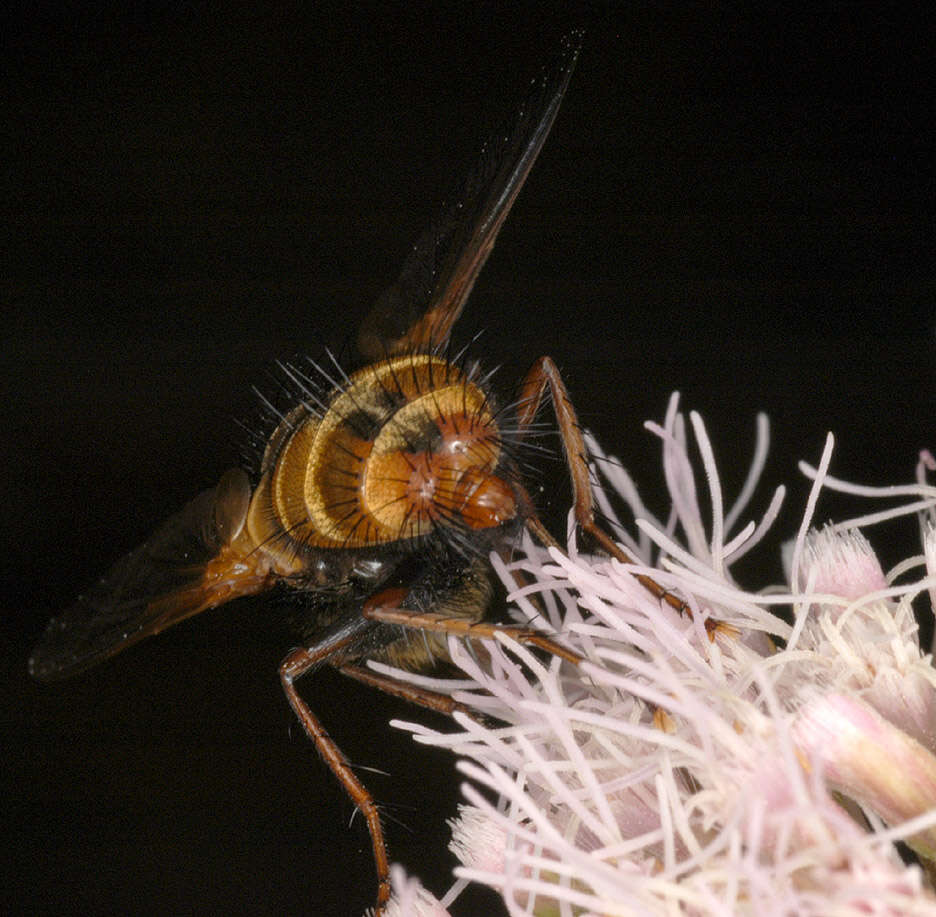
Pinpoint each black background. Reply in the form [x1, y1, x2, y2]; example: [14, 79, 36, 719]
[3, 2, 934, 915]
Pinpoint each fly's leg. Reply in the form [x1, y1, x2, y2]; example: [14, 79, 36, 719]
[362, 598, 583, 666]
[278, 613, 393, 914]
[514, 356, 706, 627]
[278, 582, 569, 917]
[338, 663, 488, 722]
[280, 553, 581, 913]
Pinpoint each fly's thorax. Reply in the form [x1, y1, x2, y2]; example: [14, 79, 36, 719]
[244, 353, 517, 569]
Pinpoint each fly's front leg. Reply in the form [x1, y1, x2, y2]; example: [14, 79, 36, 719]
[515, 355, 699, 623]
[278, 613, 391, 914]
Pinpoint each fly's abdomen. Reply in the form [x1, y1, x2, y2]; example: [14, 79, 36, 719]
[246, 353, 517, 569]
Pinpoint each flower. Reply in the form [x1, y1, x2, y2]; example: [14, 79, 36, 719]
[792, 693, 936, 861]
[378, 394, 936, 915]
[382, 865, 451, 917]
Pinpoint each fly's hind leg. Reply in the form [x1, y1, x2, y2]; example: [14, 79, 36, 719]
[279, 569, 561, 916]
[278, 612, 393, 914]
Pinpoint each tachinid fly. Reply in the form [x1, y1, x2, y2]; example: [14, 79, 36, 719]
[29, 32, 688, 913]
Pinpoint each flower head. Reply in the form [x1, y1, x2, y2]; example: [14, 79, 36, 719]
[379, 394, 936, 915]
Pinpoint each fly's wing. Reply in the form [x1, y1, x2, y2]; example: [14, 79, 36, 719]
[356, 31, 582, 361]
[29, 468, 277, 680]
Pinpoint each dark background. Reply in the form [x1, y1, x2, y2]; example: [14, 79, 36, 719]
[3, 2, 934, 915]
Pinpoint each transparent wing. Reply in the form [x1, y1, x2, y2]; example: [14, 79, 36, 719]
[356, 30, 582, 361]
[29, 468, 275, 680]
